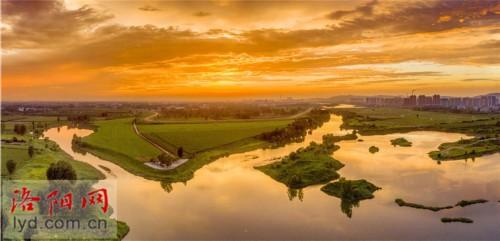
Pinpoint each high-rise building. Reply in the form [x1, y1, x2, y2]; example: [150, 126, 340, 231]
[432, 95, 440, 105]
[417, 95, 426, 106]
[409, 95, 417, 106]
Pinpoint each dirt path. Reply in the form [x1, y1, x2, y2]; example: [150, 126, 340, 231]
[132, 118, 188, 169]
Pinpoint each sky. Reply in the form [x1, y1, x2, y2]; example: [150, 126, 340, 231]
[1, 0, 499, 101]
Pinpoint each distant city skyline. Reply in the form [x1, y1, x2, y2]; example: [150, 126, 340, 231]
[365, 93, 499, 112]
[2, 0, 499, 101]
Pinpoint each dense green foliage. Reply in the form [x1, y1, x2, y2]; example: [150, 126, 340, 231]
[429, 136, 500, 160]
[333, 107, 500, 135]
[255, 134, 347, 188]
[138, 119, 292, 154]
[390, 137, 412, 147]
[395, 198, 453, 212]
[321, 178, 380, 200]
[6, 159, 16, 175]
[369, 146, 379, 153]
[259, 109, 331, 145]
[13, 124, 27, 135]
[155, 104, 306, 121]
[321, 178, 380, 218]
[46, 160, 77, 180]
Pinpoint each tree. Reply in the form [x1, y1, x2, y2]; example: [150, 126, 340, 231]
[46, 161, 77, 180]
[158, 153, 173, 167]
[177, 147, 184, 158]
[28, 146, 34, 158]
[6, 160, 16, 176]
[14, 124, 27, 135]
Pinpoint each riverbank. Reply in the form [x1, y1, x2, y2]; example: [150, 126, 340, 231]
[429, 136, 500, 160]
[76, 110, 330, 184]
[40, 112, 500, 240]
[332, 107, 500, 136]
[1, 133, 129, 240]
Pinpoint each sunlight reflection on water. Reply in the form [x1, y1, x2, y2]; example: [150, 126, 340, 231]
[44, 114, 500, 240]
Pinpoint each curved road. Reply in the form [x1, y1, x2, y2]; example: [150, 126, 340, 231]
[132, 118, 189, 170]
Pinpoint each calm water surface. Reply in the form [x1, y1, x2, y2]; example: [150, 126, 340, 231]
[43, 114, 500, 240]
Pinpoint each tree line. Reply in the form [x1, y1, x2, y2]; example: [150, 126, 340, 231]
[259, 109, 331, 144]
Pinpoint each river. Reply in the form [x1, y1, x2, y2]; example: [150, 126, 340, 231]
[43, 113, 500, 240]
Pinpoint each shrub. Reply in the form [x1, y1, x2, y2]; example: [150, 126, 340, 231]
[46, 161, 77, 180]
[6, 159, 16, 175]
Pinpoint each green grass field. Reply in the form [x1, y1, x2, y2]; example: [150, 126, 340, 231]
[82, 118, 161, 162]
[1, 138, 104, 180]
[429, 136, 500, 160]
[333, 107, 500, 135]
[137, 119, 293, 154]
[76, 118, 292, 183]
[1, 116, 126, 240]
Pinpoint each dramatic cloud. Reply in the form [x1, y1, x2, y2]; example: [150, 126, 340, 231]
[327, 0, 500, 34]
[1, 0, 499, 100]
[1, 0, 113, 48]
[326, 0, 378, 20]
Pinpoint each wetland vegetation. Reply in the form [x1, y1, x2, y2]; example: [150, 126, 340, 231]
[321, 178, 380, 218]
[390, 137, 412, 147]
[394, 198, 454, 212]
[441, 217, 474, 224]
[332, 107, 500, 136]
[429, 136, 500, 160]
[369, 146, 379, 153]
[255, 135, 344, 188]
[455, 199, 489, 207]
[3, 103, 499, 240]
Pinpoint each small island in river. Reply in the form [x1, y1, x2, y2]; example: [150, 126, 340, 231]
[390, 137, 412, 147]
[441, 217, 474, 224]
[321, 178, 380, 218]
[255, 132, 358, 188]
[369, 146, 379, 153]
[321, 178, 380, 200]
[455, 199, 488, 207]
[429, 135, 500, 160]
[395, 198, 453, 212]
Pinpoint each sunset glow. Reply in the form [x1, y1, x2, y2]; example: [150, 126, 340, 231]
[2, 0, 499, 100]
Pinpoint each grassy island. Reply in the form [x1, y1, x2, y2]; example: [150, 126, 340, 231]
[391, 137, 412, 147]
[369, 146, 379, 153]
[255, 134, 348, 188]
[321, 178, 380, 218]
[395, 198, 453, 212]
[441, 217, 473, 223]
[321, 178, 380, 200]
[429, 136, 500, 160]
[455, 199, 488, 207]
